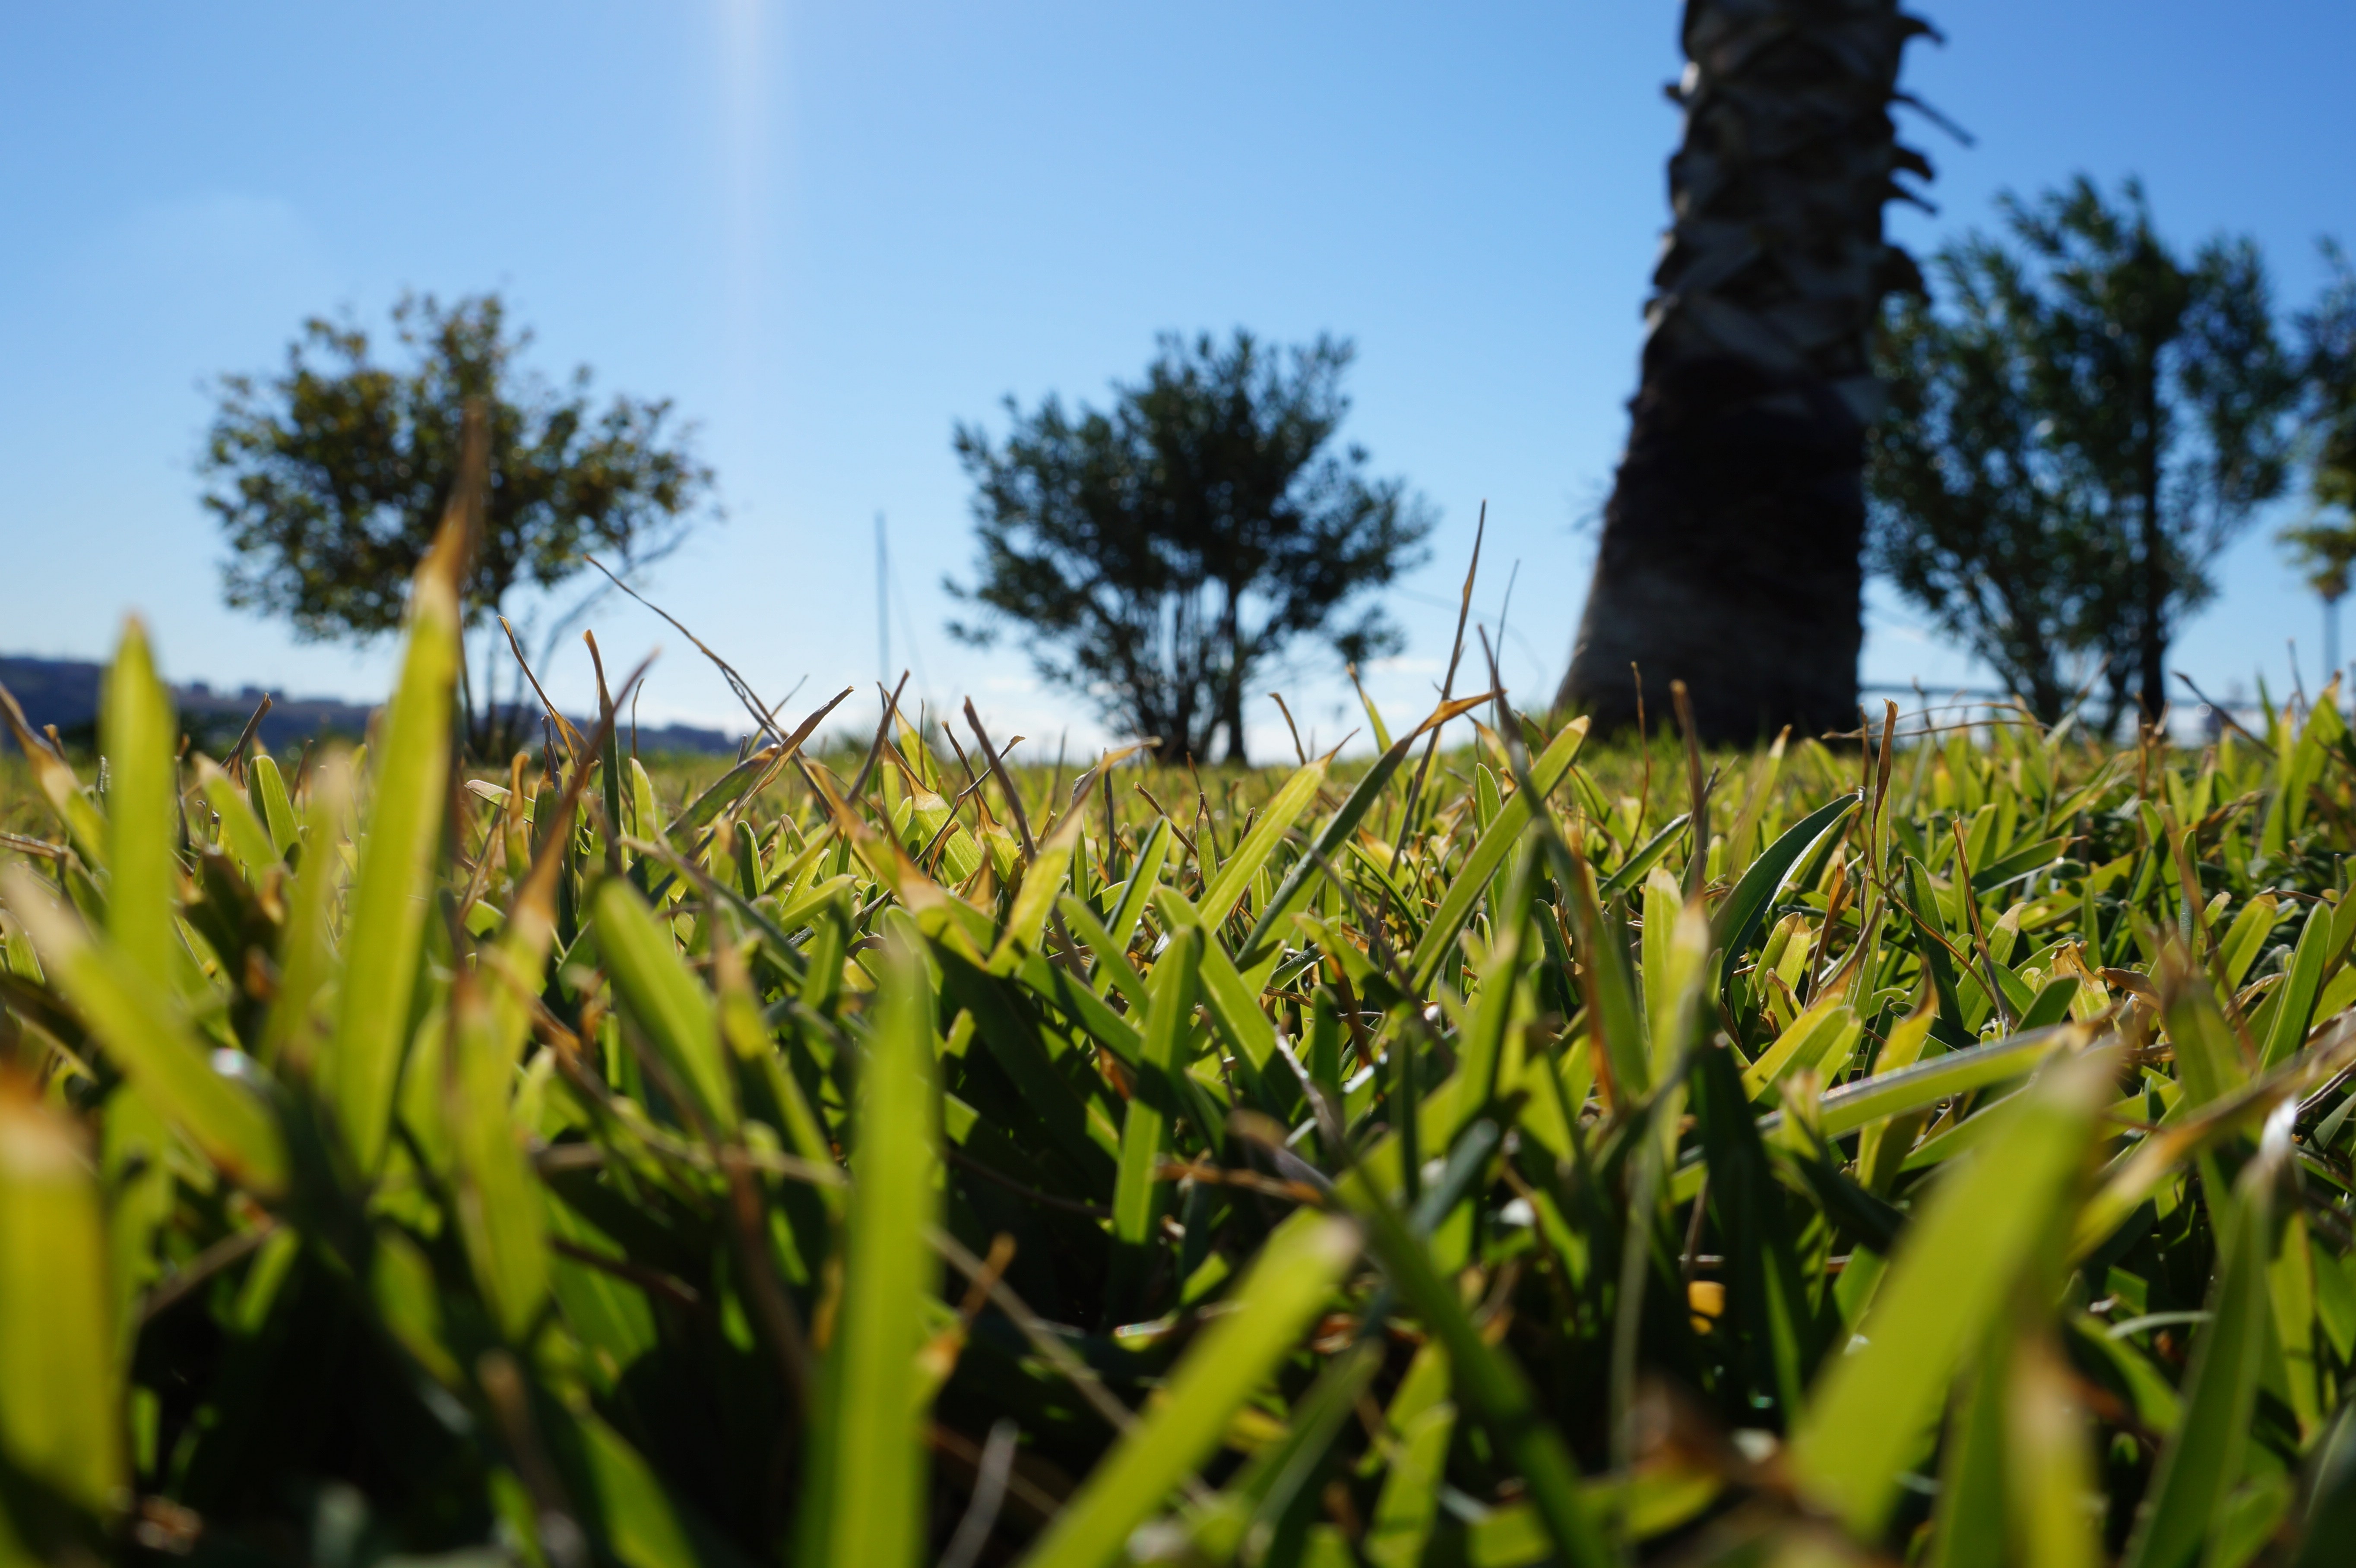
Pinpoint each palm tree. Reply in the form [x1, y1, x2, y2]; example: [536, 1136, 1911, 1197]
[2282, 522, 2356, 691]
[1556, 0, 1937, 740]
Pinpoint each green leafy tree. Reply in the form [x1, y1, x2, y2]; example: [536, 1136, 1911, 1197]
[1868, 250, 2119, 720]
[201, 292, 715, 751]
[948, 331, 1433, 764]
[2283, 244, 2356, 685]
[1870, 177, 2296, 729]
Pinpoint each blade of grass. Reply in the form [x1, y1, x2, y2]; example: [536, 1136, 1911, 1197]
[1406, 716, 1588, 993]
[257, 756, 349, 1072]
[797, 929, 940, 1568]
[101, 619, 178, 980]
[4, 869, 287, 1198]
[448, 974, 550, 1344]
[94, 620, 183, 1348]
[593, 878, 739, 1136]
[1339, 1170, 1612, 1568]
[1107, 923, 1202, 1320]
[1018, 1211, 1360, 1568]
[2122, 1105, 2291, 1568]
[1235, 693, 1497, 967]
[1789, 1048, 2112, 1540]
[0, 1085, 121, 1522]
[1711, 790, 1861, 993]
[1196, 754, 1327, 929]
[320, 465, 469, 1174]
[2261, 898, 2333, 1069]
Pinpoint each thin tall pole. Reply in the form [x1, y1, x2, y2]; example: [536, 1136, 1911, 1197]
[2328, 593, 2342, 702]
[876, 511, 890, 687]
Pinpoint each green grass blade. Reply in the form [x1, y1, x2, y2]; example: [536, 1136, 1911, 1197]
[1057, 893, 1150, 1009]
[1362, 1401, 1454, 1568]
[1925, 1327, 2008, 1568]
[1711, 790, 1860, 991]
[6, 869, 288, 1198]
[1153, 885, 1279, 1079]
[1108, 923, 1202, 1318]
[990, 806, 1085, 970]
[2158, 954, 2249, 1108]
[1904, 854, 1974, 1045]
[1795, 1021, 2090, 1141]
[101, 619, 180, 980]
[1739, 992, 1860, 1101]
[1020, 1212, 1360, 1568]
[2261, 898, 2331, 1068]
[592, 878, 738, 1135]
[548, 1406, 747, 1568]
[2122, 1112, 2285, 1568]
[321, 540, 460, 1174]
[0, 1089, 122, 1521]
[1407, 718, 1587, 992]
[448, 978, 549, 1343]
[258, 756, 349, 1072]
[89, 620, 187, 1350]
[1639, 867, 1678, 1061]
[1789, 1049, 2111, 1540]
[1197, 755, 1327, 928]
[798, 929, 940, 1568]
[247, 752, 300, 855]
[1342, 1174, 1612, 1568]
[1565, 854, 1649, 1105]
[1235, 695, 1503, 966]
[194, 758, 279, 883]
[1939, 1328, 2103, 1568]
[0, 682, 107, 867]
[2217, 892, 2279, 989]
[1593, 810, 1691, 902]
[1692, 1038, 1811, 1419]
[1105, 817, 1172, 950]
[1443, 862, 1536, 1138]
[2291, 1399, 2356, 1567]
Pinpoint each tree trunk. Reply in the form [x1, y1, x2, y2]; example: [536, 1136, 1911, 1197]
[1221, 588, 1252, 765]
[2135, 353, 2168, 726]
[2327, 593, 2342, 689]
[1557, 0, 1932, 742]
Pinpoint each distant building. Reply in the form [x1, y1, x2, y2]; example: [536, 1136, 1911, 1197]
[0, 655, 742, 756]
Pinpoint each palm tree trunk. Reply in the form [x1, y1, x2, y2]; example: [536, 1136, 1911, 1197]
[2327, 593, 2343, 690]
[1558, 0, 1934, 742]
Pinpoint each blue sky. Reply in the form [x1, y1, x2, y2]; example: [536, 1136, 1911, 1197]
[6, 2, 2355, 754]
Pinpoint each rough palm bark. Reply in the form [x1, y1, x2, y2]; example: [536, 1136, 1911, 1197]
[1558, 0, 1935, 740]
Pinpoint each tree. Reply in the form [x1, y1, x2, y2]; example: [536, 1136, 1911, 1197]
[201, 292, 715, 752]
[1869, 179, 2295, 730]
[1868, 246, 2121, 719]
[948, 332, 1432, 764]
[2281, 520, 2356, 683]
[1555, 0, 1937, 741]
[2283, 244, 2356, 686]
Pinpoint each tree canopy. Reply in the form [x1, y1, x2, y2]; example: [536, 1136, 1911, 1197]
[948, 331, 1432, 763]
[201, 291, 714, 748]
[1869, 177, 2295, 724]
[2300, 243, 2356, 523]
[2277, 244, 2356, 677]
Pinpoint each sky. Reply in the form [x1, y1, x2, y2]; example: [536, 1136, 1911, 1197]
[6, 1, 2356, 757]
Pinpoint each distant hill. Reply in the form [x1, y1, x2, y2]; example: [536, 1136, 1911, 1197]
[0, 655, 743, 756]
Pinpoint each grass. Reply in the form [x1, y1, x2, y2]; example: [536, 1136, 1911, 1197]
[5, 521, 2356, 1566]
